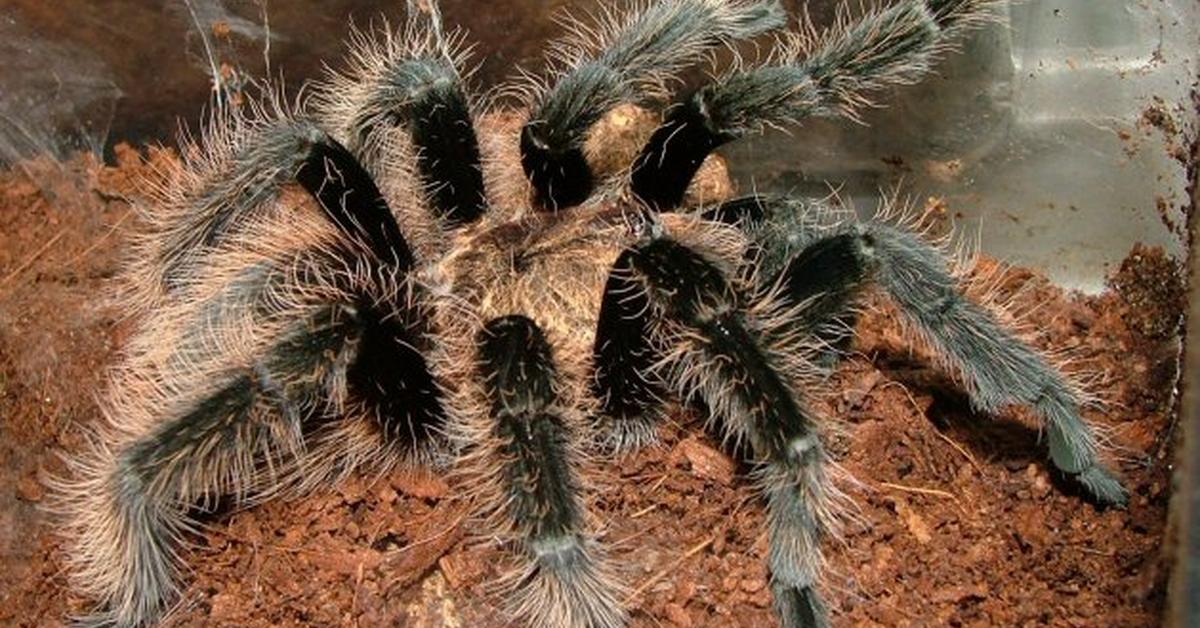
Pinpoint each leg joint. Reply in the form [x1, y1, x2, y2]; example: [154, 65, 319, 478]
[478, 315, 558, 416]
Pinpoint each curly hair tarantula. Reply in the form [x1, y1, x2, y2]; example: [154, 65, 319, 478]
[57, 0, 1129, 626]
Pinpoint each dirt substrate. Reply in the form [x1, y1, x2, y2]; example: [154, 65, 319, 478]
[0, 150, 1184, 627]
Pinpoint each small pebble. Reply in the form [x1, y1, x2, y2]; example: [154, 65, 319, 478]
[664, 602, 692, 627]
[674, 579, 696, 603]
[721, 575, 739, 592]
[740, 577, 764, 593]
[15, 475, 43, 502]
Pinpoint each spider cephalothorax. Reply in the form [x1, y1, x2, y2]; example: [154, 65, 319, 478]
[57, 1, 1127, 626]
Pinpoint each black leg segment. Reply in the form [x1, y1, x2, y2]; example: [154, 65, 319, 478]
[479, 316, 580, 541]
[154, 121, 418, 294]
[346, 57, 488, 228]
[296, 135, 416, 270]
[521, 117, 596, 212]
[626, 238, 733, 321]
[477, 315, 623, 628]
[631, 97, 734, 211]
[408, 82, 488, 227]
[773, 232, 867, 360]
[348, 303, 446, 457]
[592, 249, 666, 449]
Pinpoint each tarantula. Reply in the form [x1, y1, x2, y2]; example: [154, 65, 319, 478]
[57, 0, 1128, 626]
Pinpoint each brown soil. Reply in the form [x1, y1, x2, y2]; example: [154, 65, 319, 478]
[0, 150, 1182, 627]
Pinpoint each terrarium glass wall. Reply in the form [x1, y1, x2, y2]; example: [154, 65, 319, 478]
[728, 0, 1198, 292]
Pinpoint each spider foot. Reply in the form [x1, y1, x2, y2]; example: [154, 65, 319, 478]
[774, 583, 830, 628]
[1072, 464, 1129, 508]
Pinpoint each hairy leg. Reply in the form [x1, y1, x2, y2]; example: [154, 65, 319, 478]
[133, 112, 417, 312]
[616, 235, 843, 628]
[281, 266, 449, 493]
[759, 206, 1127, 506]
[470, 315, 624, 628]
[60, 123, 447, 623]
[60, 234, 452, 625]
[315, 1, 488, 230]
[59, 293, 361, 627]
[631, 0, 1000, 210]
[520, 0, 785, 210]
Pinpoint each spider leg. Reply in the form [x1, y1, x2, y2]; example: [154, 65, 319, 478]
[61, 240, 448, 626]
[315, 2, 488, 230]
[61, 119, 450, 624]
[630, 0, 1000, 210]
[292, 273, 447, 492]
[591, 249, 667, 450]
[753, 199, 1128, 506]
[706, 195, 862, 364]
[60, 283, 361, 627]
[190, 129, 444, 482]
[520, 0, 786, 210]
[617, 235, 841, 628]
[588, 196, 845, 448]
[163, 114, 440, 463]
[138, 115, 416, 309]
[294, 133, 416, 267]
[471, 315, 624, 628]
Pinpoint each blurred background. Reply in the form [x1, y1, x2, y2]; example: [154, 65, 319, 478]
[0, 0, 1195, 289]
